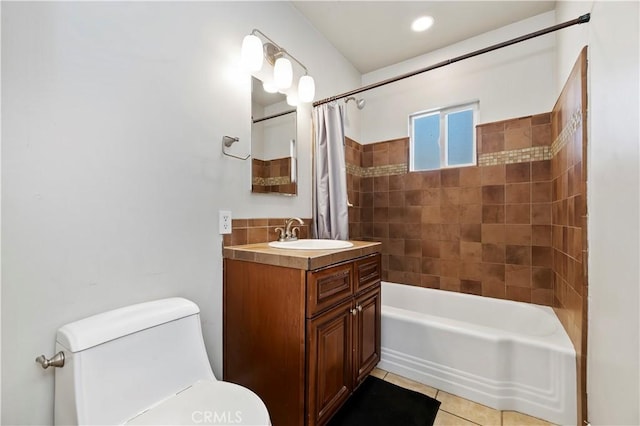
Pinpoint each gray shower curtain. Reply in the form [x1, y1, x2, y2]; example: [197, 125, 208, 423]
[312, 102, 349, 240]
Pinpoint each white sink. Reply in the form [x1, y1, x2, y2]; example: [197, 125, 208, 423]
[268, 239, 354, 250]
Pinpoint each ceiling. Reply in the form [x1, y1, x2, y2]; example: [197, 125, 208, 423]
[291, 1, 556, 74]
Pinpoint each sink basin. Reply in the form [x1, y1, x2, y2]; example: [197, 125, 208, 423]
[268, 239, 354, 250]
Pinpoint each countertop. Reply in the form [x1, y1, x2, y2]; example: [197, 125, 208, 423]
[223, 240, 381, 270]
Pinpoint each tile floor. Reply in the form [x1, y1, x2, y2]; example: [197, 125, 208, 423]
[370, 368, 556, 426]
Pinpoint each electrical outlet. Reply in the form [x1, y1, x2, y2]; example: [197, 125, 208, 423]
[219, 210, 232, 235]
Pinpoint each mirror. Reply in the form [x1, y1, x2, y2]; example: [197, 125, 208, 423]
[251, 77, 297, 195]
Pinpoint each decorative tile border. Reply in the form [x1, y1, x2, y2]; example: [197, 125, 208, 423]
[346, 163, 407, 177]
[478, 146, 551, 166]
[252, 176, 291, 186]
[551, 109, 582, 157]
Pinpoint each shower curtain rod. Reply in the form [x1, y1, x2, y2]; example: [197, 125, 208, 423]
[313, 13, 590, 107]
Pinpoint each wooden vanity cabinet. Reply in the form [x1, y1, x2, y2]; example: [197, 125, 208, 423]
[223, 253, 381, 426]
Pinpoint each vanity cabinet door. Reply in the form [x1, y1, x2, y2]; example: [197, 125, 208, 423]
[306, 298, 353, 426]
[353, 286, 381, 387]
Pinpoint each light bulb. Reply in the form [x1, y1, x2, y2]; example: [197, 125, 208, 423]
[298, 75, 315, 103]
[262, 81, 278, 93]
[286, 93, 298, 107]
[241, 34, 263, 72]
[274, 57, 293, 90]
[411, 16, 434, 32]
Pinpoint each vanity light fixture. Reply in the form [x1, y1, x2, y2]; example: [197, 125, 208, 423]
[411, 16, 434, 32]
[241, 29, 315, 103]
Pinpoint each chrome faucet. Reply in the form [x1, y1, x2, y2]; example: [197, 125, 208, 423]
[275, 217, 304, 242]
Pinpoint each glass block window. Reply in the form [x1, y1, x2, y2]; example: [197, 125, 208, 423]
[410, 102, 478, 171]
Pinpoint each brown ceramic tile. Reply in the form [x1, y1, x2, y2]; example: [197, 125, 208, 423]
[532, 124, 552, 147]
[440, 259, 459, 277]
[506, 245, 531, 265]
[531, 288, 554, 305]
[506, 183, 531, 204]
[480, 264, 504, 287]
[421, 206, 440, 224]
[504, 127, 532, 150]
[421, 240, 440, 258]
[440, 277, 461, 291]
[532, 246, 553, 267]
[504, 224, 531, 245]
[481, 132, 505, 154]
[422, 188, 440, 206]
[441, 187, 460, 205]
[440, 224, 460, 241]
[482, 243, 505, 263]
[459, 262, 483, 281]
[506, 285, 531, 302]
[405, 190, 422, 206]
[481, 224, 505, 243]
[373, 207, 389, 223]
[459, 187, 481, 204]
[361, 177, 373, 193]
[389, 191, 404, 208]
[389, 140, 408, 163]
[532, 203, 551, 225]
[460, 224, 482, 242]
[532, 267, 553, 289]
[421, 257, 440, 275]
[482, 205, 505, 223]
[505, 116, 531, 130]
[247, 227, 269, 243]
[441, 169, 460, 187]
[373, 223, 389, 238]
[440, 241, 460, 260]
[248, 219, 269, 226]
[506, 163, 531, 183]
[362, 151, 373, 167]
[373, 176, 389, 192]
[374, 191, 389, 208]
[481, 165, 506, 185]
[482, 185, 505, 204]
[406, 207, 422, 224]
[422, 224, 441, 240]
[404, 173, 422, 190]
[505, 264, 532, 287]
[440, 204, 460, 224]
[532, 112, 551, 125]
[532, 225, 552, 246]
[459, 167, 481, 187]
[459, 204, 482, 224]
[460, 241, 482, 262]
[421, 171, 441, 188]
[531, 160, 551, 182]
[479, 121, 505, 134]
[482, 282, 506, 299]
[506, 204, 530, 224]
[388, 175, 404, 191]
[461, 279, 482, 295]
[531, 182, 551, 203]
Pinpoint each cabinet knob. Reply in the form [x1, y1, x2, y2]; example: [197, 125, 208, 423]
[357, 305, 363, 312]
[350, 308, 358, 316]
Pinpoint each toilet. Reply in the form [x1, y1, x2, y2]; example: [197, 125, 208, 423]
[53, 297, 270, 425]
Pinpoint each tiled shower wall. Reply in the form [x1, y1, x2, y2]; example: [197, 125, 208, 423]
[347, 114, 555, 306]
[551, 48, 588, 423]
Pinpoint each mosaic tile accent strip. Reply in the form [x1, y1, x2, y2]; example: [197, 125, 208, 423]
[551, 109, 582, 157]
[347, 163, 407, 177]
[478, 146, 551, 166]
[252, 176, 291, 186]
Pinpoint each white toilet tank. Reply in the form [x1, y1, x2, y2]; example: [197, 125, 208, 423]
[54, 298, 216, 425]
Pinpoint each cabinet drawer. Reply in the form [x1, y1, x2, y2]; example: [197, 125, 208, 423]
[354, 254, 381, 294]
[307, 263, 353, 317]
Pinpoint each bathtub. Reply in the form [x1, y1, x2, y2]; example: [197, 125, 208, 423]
[378, 282, 576, 426]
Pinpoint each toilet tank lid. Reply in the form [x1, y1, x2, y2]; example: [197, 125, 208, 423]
[56, 297, 200, 353]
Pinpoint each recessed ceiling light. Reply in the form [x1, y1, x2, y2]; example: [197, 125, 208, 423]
[411, 16, 434, 32]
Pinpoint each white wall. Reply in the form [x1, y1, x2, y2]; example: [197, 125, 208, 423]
[358, 11, 557, 144]
[0, 2, 360, 424]
[555, 1, 640, 424]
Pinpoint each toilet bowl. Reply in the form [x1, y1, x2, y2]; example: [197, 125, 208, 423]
[53, 297, 270, 425]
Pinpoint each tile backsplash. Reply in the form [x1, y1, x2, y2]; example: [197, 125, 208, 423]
[347, 113, 554, 306]
[223, 218, 312, 247]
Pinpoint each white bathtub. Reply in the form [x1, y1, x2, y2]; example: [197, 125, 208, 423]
[378, 282, 576, 425]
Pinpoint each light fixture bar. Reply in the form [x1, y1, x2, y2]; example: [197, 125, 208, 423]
[250, 29, 309, 76]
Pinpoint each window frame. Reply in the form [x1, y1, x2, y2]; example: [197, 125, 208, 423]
[409, 101, 479, 172]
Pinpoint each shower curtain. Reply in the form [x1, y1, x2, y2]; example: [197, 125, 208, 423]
[312, 102, 349, 240]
